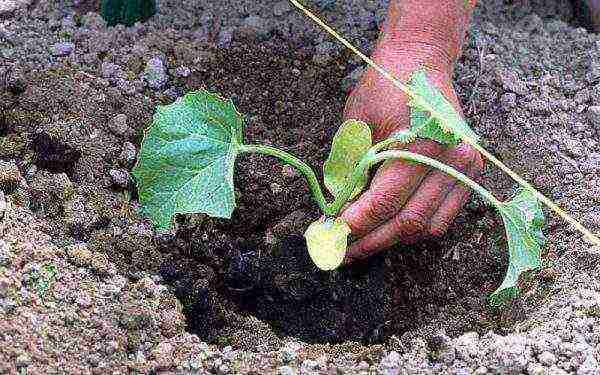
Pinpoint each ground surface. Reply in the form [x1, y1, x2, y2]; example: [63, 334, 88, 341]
[1, 0, 600, 373]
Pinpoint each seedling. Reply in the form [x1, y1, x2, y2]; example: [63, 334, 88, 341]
[132, 2, 600, 305]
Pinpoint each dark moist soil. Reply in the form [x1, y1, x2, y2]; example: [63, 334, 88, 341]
[5, 34, 513, 347]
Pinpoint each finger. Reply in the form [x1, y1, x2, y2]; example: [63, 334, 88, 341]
[429, 147, 484, 237]
[344, 143, 479, 263]
[340, 139, 444, 237]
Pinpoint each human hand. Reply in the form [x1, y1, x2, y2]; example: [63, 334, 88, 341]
[341, 0, 484, 262]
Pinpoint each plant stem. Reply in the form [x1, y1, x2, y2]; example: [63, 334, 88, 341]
[288, 0, 600, 246]
[370, 150, 501, 207]
[239, 144, 333, 215]
[327, 149, 501, 217]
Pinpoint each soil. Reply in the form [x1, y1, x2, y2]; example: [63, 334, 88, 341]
[1, 0, 600, 373]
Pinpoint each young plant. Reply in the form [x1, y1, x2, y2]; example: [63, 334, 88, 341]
[132, 1, 599, 307]
[134, 68, 541, 305]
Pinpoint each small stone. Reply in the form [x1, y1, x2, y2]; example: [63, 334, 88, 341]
[0, 191, 6, 219]
[500, 93, 517, 110]
[301, 359, 319, 371]
[561, 138, 585, 158]
[109, 114, 130, 136]
[52, 42, 75, 57]
[101, 62, 125, 80]
[527, 363, 546, 375]
[0, 160, 21, 191]
[152, 342, 174, 366]
[216, 28, 234, 49]
[587, 106, 600, 130]
[273, 1, 291, 16]
[539, 351, 557, 366]
[109, 169, 130, 188]
[0, 0, 29, 16]
[277, 366, 294, 375]
[575, 89, 590, 104]
[15, 353, 31, 367]
[0, 297, 17, 313]
[0, 277, 12, 297]
[137, 276, 161, 298]
[497, 69, 528, 95]
[64, 194, 101, 235]
[175, 66, 191, 78]
[119, 142, 137, 167]
[76, 291, 92, 307]
[578, 354, 599, 374]
[143, 56, 168, 90]
[381, 351, 401, 368]
[0, 240, 10, 266]
[279, 342, 301, 364]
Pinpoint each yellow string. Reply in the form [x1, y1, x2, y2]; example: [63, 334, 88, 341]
[288, 0, 600, 246]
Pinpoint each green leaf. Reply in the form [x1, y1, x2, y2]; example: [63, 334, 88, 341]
[407, 70, 479, 146]
[132, 90, 245, 229]
[305, 217, 351, 271]
[323, 119, 372, 199]
[490, 188, 545, 305]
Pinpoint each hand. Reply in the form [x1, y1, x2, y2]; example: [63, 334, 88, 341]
[340, 0, 484, 262]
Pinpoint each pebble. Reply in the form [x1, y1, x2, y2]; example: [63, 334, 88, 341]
[119, 142, 137, 167]
[143, 56, 168, 90]
[175, 66, 191, 78]
[52, 41, 75, 56]
[108, 114, 130, 136]
[539, 351, 557, 366]
[0, 160, 21, 190]
[101, 62, 124, 80]
[109, 168, 130, 188]
[216, 28, 234, 49]
[0, 0, 29, 16]
[500, 92, 517, 110]
[381, 351, 401, 368]
[278, 366, 295, 375]
[301, 359, 319, 371]
[587, 106, 600, 130]
[273, 1, 291, 17]
[0, 191, 6, 219]
[15, 353, 31, 367]
[0, 240, 9, 266]
[278, 343, 300, 364]
[76, 291, 93, 308]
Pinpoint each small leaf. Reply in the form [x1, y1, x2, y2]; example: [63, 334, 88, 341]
[407, 70, 479, 146]
[410, 109, 459, 146]
[305, 217, 351, 271]
[132, 90, 244, 229]
[490, 188, 545, 305]
[323, 119, 372, 199]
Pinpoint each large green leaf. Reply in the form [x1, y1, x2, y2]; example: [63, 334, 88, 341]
[490, 188, 545, 305]
[305, 217, 351, 271]
[132, 90, 244, 229]
[323, 119, 372, 199]
[407, 70, 479, 146]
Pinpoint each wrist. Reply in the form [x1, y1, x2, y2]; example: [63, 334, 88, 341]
[377, 0, 475, 75]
